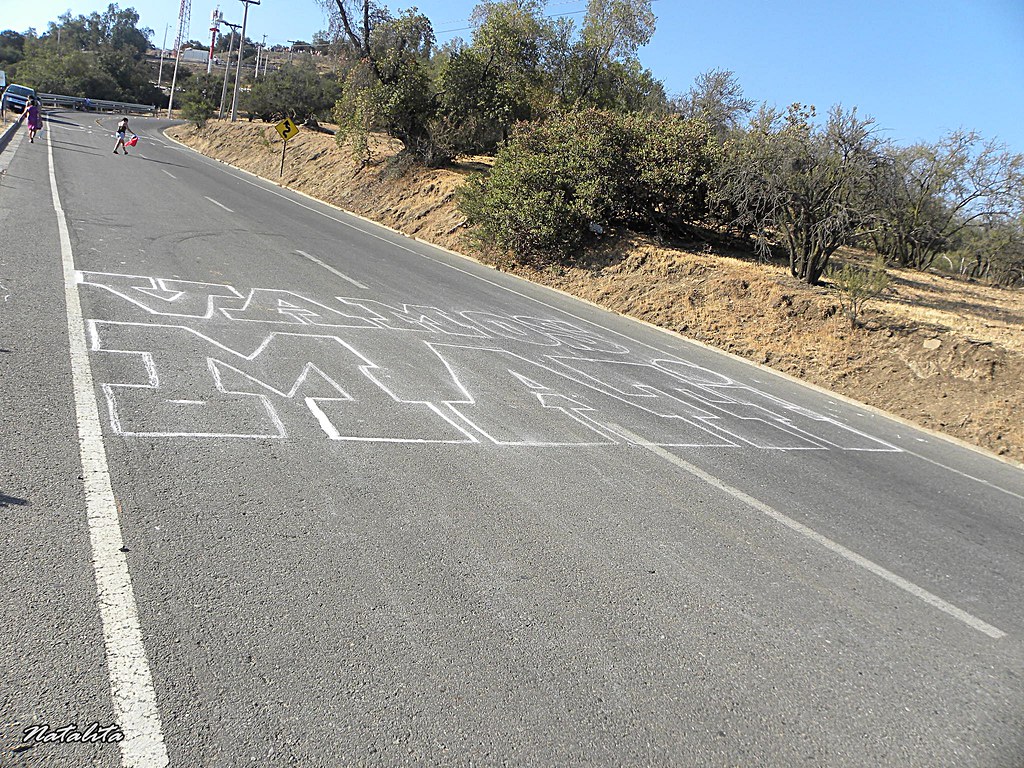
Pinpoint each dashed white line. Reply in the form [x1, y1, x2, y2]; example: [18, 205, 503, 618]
[607, 423, 1007, 640]
[295, 249, 369, 289]
[204, 196, 233, 212]
[161, 169, 176, 179]
[46, 125, 170, 766]
[905, 448, 1024, 503]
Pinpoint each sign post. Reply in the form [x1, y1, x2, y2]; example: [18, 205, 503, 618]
[274, 117, 299, 177]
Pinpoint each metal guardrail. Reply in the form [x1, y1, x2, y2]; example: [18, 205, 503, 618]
[37, 93, 156, 114]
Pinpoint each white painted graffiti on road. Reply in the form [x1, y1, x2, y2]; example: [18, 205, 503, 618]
[79, 270, 900, 451]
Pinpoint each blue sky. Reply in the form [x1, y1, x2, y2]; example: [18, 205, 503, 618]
[4, 0, 1023, 151]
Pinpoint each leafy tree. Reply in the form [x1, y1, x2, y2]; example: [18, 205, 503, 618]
[180, 72, 219, 128]
[436, 1, 557, 152]
[718, 104, 888, 285]
[47, 6, 151, 55]
[331, 7, 450, 163]
[10, 5, 157, 103]
[0, 30, 26, 67]
[460, 109, 719, 259]
[13, 36, 119, 98]
[245, 61, 341, 123]
[320, 0, 390, 63]
[872, 131, 1024, 270]
[559, 0, 661, 110]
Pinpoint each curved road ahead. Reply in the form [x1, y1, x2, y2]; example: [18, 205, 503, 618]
[2, 111, 1023, 766]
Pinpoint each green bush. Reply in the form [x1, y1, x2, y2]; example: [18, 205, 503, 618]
[244, 62, 341, 123]
[828, 255, 889, 327]
[459, 109, 719, 261]
[180, 73, 219, 129]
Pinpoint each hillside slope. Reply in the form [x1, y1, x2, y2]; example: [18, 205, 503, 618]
[167, 120, 1024, 464]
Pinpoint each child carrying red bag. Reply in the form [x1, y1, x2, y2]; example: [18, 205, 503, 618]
[113, 117, 138, 154]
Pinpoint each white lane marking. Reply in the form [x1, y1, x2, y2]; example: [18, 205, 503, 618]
[168, 137, 1024, 499]
[606, 423, 1008, 640]
[905, 448, 1024, 504]
[161, 169, 176, 179]
[295, 249, 369, 289]
[46, 128, 170, 766]
[204, 196, 233, 212]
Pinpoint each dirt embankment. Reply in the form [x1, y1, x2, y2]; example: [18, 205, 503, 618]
[167, 120, 1024, 464]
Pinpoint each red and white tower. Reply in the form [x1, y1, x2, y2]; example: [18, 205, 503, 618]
[208, 7, 222, 74]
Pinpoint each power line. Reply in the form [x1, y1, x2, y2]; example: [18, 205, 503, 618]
[436, 8, 587, 35]
[432, 0, 586, 28]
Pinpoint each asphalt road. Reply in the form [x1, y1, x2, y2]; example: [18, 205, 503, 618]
[1, 110, 1023, 767]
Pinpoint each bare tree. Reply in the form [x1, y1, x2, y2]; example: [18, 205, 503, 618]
[942, 215, 1024, 286]
[672, 68, 753, 138]
[719, 104, 888, 285]
[873, 130, 1024, 270]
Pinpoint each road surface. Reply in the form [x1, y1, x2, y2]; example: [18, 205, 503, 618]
[1, 111, 1023, 767]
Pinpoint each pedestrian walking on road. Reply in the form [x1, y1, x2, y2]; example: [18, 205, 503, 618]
[23, 99, 42, 143]
[113, 117, 136, 155]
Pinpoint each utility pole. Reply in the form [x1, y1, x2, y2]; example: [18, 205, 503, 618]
[230, 0, 259, 122]
[218, 21, 239, 118]
[157, 24, 170, 88]
[167, 0, 192, 118]
[167, 46, 190, 117]
[254, 33, 267, 79]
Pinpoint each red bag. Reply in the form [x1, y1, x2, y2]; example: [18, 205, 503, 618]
[126, 135, 138, 147]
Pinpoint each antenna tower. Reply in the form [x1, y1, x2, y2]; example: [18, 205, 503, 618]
[174, 0, 192, 52]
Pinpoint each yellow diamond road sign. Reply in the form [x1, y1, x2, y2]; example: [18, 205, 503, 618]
[275, 117, 299, 141]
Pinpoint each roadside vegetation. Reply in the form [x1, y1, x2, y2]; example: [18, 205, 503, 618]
[272, 0, 1024, 290]
[0, 5, 160, 104]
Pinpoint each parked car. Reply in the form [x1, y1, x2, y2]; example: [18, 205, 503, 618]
[2, 83, 36, 114]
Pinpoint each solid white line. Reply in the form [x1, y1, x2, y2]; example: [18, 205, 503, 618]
[46, 129, 170, 766]
[204, 195, 233, 212]
[161, 169, 176, 179]
[295, 249, 369, 289]
[606, 423, 1007, 640]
